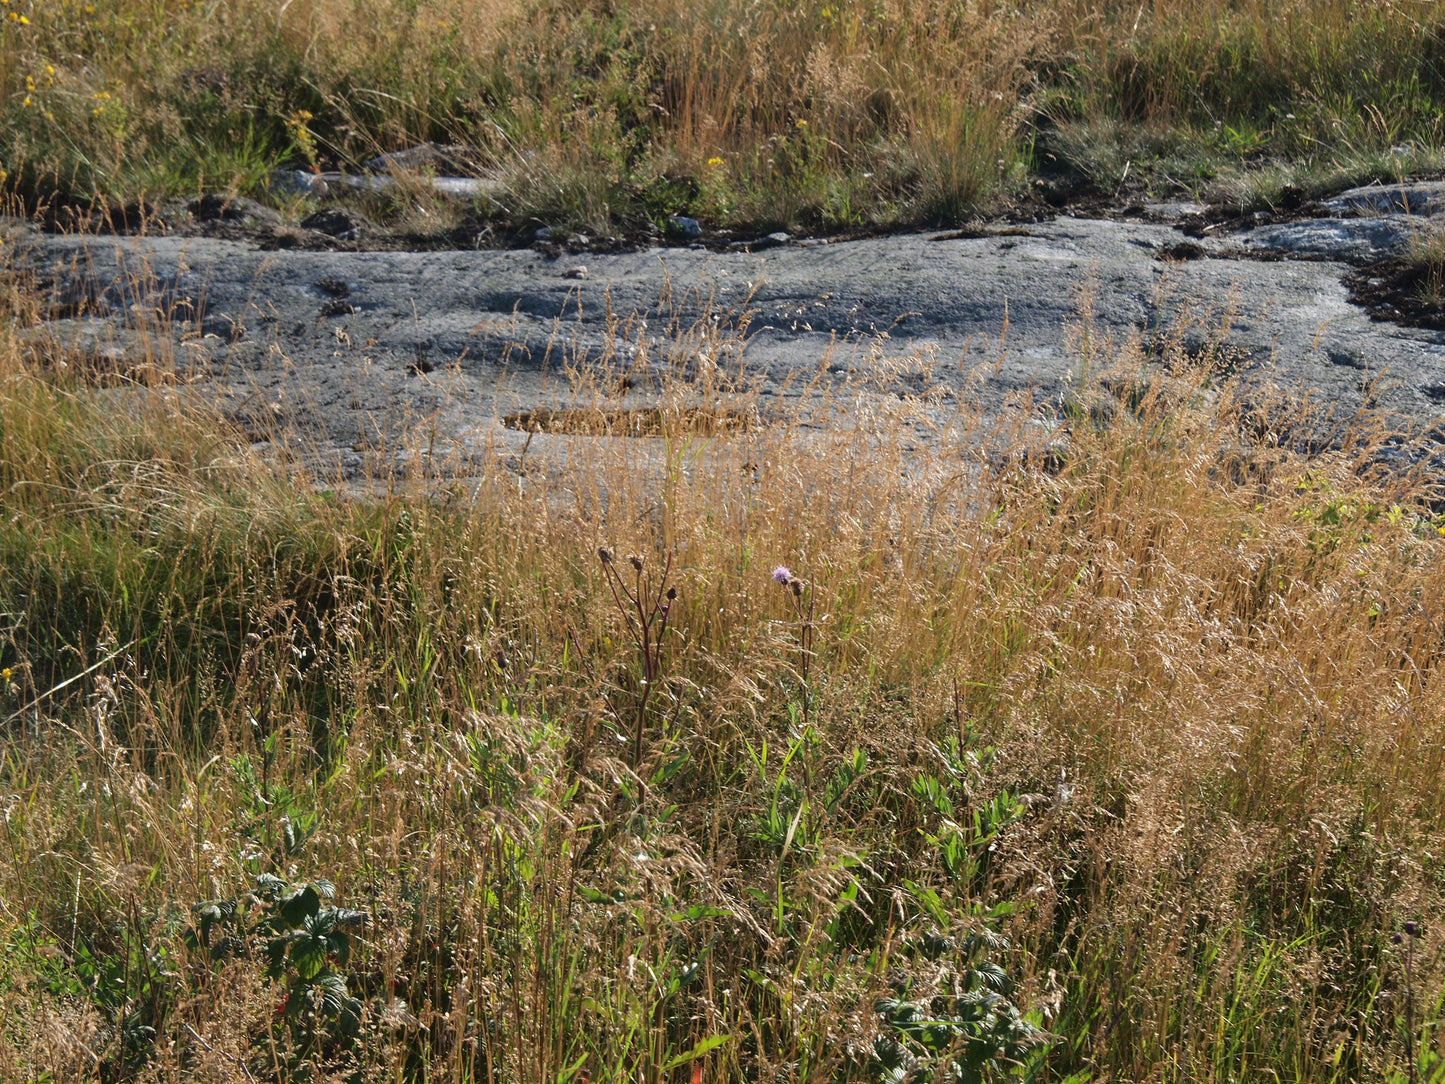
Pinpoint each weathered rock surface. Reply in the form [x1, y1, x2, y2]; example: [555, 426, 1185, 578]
[10, 181, 1445, 478]
[1237, 181, 1445, 260]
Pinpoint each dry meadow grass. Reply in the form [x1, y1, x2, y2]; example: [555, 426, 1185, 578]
[4, 1, 1445, 1079]
[4, 0, 1445, 231]
[0, 249, 1442, 1081]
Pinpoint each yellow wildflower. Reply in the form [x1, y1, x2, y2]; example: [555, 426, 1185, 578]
[707, 156, 723, 168]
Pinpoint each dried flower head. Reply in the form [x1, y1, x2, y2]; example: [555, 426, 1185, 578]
[773, 566, 792, 584]
[666, 587, 677, 600]
[598, 547, 613, 564]
[629, 554, 644, 572]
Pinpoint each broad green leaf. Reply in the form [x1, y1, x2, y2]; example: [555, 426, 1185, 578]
[661, 1034, 731, 1071]
[255, 873, 288, 900]
[279, 884, 322, 927]
[326, 931, 351, 968]
[291, 935, 328, 980]
[671, 905, 730, 922]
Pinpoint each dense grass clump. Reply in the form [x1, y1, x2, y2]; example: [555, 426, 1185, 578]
[3, 0, 1445, 234]
[0, 260, 1443, 1081]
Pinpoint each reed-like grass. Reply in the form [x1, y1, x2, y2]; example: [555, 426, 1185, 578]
[0, 248, 1443, 1081]
[4, 0, 1445, 233]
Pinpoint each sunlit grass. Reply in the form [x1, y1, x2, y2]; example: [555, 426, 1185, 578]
[0, 247, 1442, 1080]
[4, 0, 1445, 233]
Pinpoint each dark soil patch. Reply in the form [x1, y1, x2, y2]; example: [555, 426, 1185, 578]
[314, 278, 350, 298]
[38, 197, 165, 236]
[11, 180, 1298, 259]
[1155, 241, 1206, 261]
[1343, 260, 1445, 330]
[928, 225, 1034, 242]
[503, 405, 753, 436]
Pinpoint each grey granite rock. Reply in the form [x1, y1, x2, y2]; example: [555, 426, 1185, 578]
[1236, 182, 1445, 261]
[13, 195, 1445, 479]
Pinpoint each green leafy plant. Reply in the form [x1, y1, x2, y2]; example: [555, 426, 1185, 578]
[871, 929, 1049, 1084]
[187, 874, 365, 1059]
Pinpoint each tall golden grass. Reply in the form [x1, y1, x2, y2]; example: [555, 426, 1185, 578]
[3, 0, 1445, 229]
[0, 244, 1442, 1079]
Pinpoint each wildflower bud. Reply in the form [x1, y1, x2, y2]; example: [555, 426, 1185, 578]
[629, 554, 644, 572]
[791, 580, 802, 597]
[1393, 932, 1405, 944]
[666, 587, 677, 600]
[1404, 921, 1419, 937]
[598, 547, 613, 564]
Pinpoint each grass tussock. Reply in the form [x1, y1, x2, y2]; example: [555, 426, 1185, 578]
[4, 0, 1445, 234]
[0, 262, 1443, 1082]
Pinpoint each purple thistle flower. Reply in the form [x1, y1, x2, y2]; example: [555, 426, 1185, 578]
[773, 566, 792, 585]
